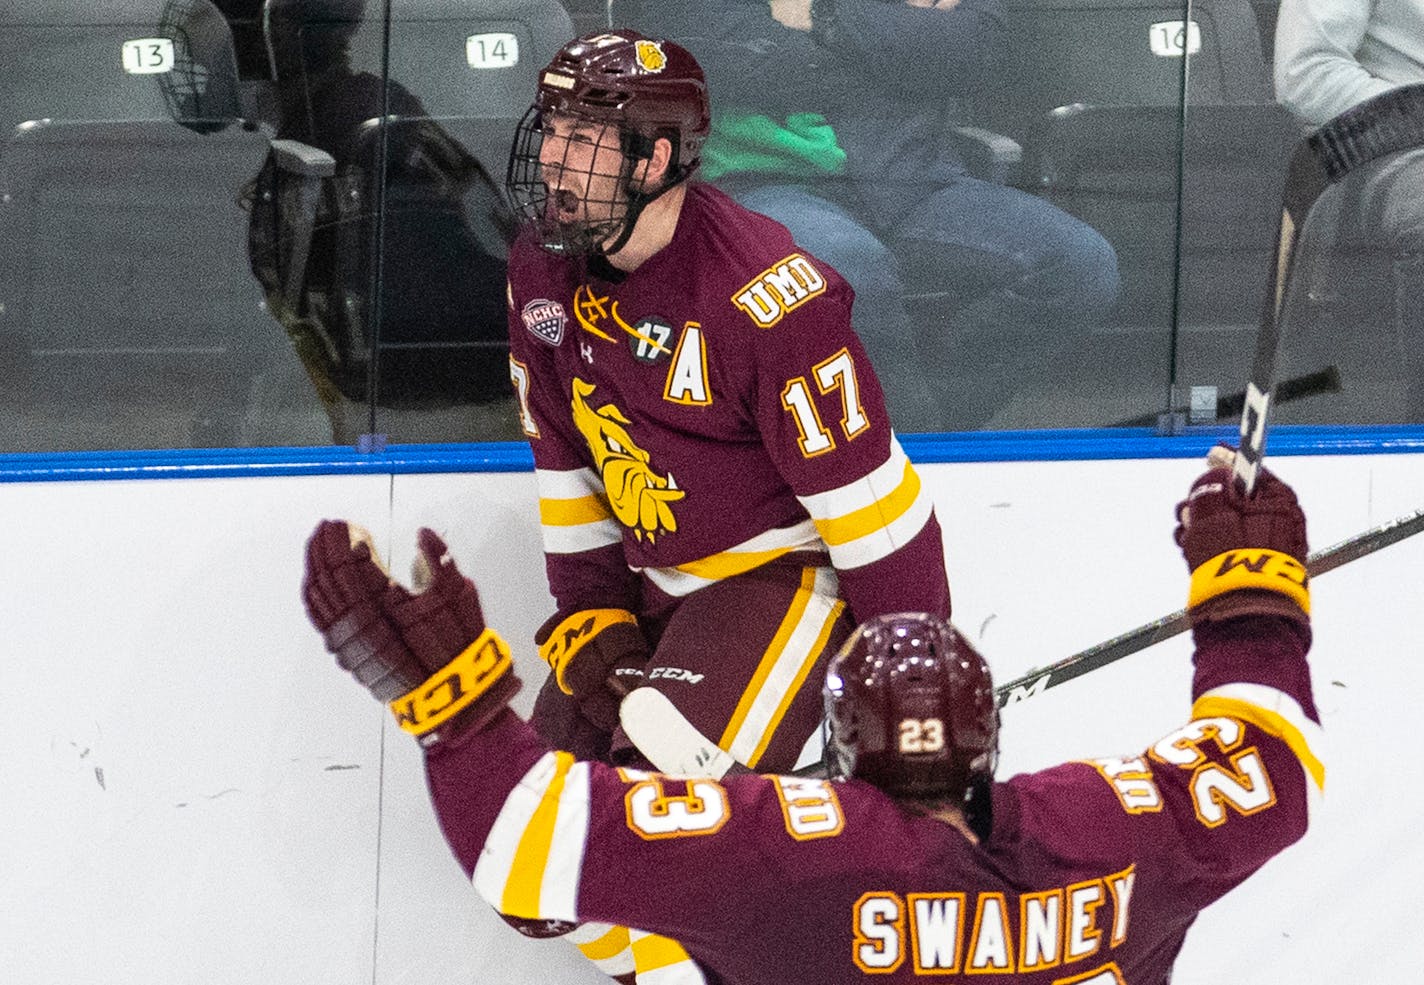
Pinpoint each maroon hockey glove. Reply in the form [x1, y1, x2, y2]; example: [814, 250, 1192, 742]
[303, 522, 520, 745]
[1173, 449, 1310, 626]
[535, 607, 649, 731]
[303, 520, 426, 703]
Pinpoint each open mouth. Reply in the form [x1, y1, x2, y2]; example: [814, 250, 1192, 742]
[548, 188, 580, 221]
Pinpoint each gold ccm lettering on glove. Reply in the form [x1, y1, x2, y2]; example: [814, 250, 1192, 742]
[1187, 549, 1310, 614]
[539, 608, 638, 695]
[390, 628, 513, 736]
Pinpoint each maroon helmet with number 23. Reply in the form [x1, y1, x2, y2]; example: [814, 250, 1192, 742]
[824, 614, 999, 826]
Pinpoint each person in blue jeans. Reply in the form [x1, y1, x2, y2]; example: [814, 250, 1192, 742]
[613, 0, 1120, 431]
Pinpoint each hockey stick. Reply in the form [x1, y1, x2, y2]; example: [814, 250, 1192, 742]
[1110, 365, 1341, 428]
[1234, 83, 1424, 494]
[646, 502, 1424, 767]
[995, 503, 1424, 708]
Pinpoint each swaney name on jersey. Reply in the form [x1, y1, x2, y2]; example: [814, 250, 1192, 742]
[851, 867, 1136, 976]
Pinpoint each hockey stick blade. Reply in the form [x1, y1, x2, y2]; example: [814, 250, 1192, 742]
[617, 686, 750, 778]
[1233, 83, 1424, 495]
[995, 504, 1424, 709]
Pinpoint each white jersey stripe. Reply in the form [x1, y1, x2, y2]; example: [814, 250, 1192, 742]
[722, 567, 843, 766]
[535, 466, 605, 499]
[539, 760, 591, 919]
[471, 752, 590, 923]
[823, 485, 935, 570]
[541, 517, 624, 554]
[796, 437, 910, 519]
[569, 922, 636, 977]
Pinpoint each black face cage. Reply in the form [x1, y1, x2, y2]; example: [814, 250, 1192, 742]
[506, 106, 646, 257]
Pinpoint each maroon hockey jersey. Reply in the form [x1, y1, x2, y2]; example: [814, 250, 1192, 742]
[426, 615, 1321, 984]
[504, 182, 949, 622]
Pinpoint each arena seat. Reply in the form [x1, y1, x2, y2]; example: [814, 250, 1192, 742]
[248, 0, 572, 442]
[0, 0, 307, 450]
[987, 0, 1299, 340]
[347, 0, 572, 170]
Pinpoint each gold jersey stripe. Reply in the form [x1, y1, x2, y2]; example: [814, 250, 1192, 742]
[574, 923, 633, 961]
[813, 458, 922, 547]
[631, 931, 696, 973]
[635, 519, 825, 597]
[718, 567, 818, 753]
[501, 750, 575, 917]
[673, 544, 796, 581]
[744, 593, 846, 767]
[540, 494, 614, 527]
[1191, 694, 1325, 791]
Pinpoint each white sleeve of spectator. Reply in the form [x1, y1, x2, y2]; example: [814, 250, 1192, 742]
[1273, 0, 1397, 123]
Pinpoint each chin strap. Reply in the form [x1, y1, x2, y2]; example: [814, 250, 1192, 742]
[597, 151, 697, 258]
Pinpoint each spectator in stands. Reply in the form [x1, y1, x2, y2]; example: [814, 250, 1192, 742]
[614, 0, 1120, 431]
[246, 0, 516, 443]
[1275, 0, 1424, 418]
[209, 0, 268, 80]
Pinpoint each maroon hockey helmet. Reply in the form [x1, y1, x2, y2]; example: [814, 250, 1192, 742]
[824, 614, 999, 805]
[506, 30, 711, 256]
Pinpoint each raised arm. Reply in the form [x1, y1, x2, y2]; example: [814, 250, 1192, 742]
[1003, 452, 1321, 913]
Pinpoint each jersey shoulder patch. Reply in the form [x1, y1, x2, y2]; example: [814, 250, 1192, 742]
[730, 252, 829, 328]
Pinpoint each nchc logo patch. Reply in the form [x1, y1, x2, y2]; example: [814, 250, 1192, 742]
[521, 298, 567, 345]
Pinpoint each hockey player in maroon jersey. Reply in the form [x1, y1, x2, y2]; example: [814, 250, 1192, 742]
[500, 29, 951, 782]
[303, 447, 1322, 984]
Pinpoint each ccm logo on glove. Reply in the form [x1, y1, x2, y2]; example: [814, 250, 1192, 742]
[391, 628, 514, 736]
[1188, 549, 1310, 614]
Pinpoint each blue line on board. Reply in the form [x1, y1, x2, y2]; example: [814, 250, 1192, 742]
[2, 425, 1423, 483]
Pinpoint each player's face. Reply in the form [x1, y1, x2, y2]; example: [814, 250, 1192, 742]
[537, 114, 631, 244]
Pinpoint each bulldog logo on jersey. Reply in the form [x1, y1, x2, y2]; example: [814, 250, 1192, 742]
[634, 39, 667, 73]
[522, 299, 567, 345]
[570, 377, 685, 543]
